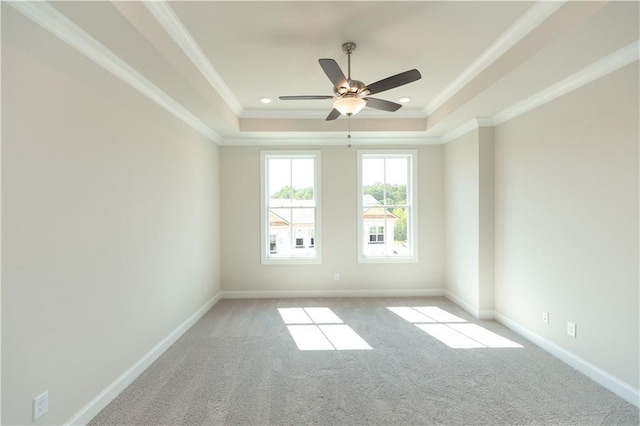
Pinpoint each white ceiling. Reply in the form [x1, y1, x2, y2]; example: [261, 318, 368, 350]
[7, 1, 640, 145]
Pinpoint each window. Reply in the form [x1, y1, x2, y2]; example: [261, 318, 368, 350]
[357, 150, 417, 262]
[261, 151, 321, 264]
[368, 226, 385, 244]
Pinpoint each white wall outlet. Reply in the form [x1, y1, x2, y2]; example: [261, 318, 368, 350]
[33, 391, 48, 421]
[334, 273, 340, 281]
[542, 311, 549, 324]
[567, 321, 577, 338]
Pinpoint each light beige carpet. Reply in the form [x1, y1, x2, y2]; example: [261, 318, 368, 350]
[90, 297, 639, 425]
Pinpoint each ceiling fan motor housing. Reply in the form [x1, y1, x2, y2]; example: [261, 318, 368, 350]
[334, 79, 367, 97]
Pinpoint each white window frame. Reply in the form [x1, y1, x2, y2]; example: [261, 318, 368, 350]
[357, 149, 418, 263]
[261, 151, 321, 265]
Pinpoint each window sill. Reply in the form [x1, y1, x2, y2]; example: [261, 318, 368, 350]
[262, 257, 322, 265]
[358, 256, 418, 264]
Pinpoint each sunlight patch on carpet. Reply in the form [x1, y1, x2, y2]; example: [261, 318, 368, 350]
[279, 307, 372, 351]
[416, 324, 485, 348]
[414, 306, 466, 323]
[319, 325, 372, 350]
[388, 306, 523, 349]
[387, 307, 436, 323]
[278, 308, 314, 324]
[449, 324, 523, 348]
[287, 325, 334, 350]
[304, 307, 343, 324]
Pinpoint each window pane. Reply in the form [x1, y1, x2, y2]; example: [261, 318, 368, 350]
[269, 159, 291, 198]
[291, 208, 314, 226]
[362, 158, 384, 186]
[364, 220, 387, 256]
[392, 207, 408, 242]
[385, 158, 407, 185]
[363, 158, 384, 205]
[292, 159, 314, 201]
[268, 223, 290, 255]
[385, 158, 407, 205]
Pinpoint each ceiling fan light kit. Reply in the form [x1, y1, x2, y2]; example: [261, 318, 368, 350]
[279, 42, 422, 122]
[333, 97, 366, 116]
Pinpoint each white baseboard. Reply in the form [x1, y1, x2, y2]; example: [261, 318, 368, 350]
[221, 288, 445, 299]
[443, 290, 494, 320]
[494, 311, 640, 408]
[65, 292, 223, 425]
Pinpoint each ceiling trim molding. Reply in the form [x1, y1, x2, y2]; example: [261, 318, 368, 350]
[240, 108, 428, 120]
[475, 117, 495, 128]
[221, 136, 441, 147]
[7, 1, 222, 143]
[440, 118, 485, 144]
[144, 1, 244, 116]
[493, 40, 640, 126]
[424, 1, 565, 116]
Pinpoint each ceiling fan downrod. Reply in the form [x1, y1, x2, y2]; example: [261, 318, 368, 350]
[342, 42, 356, 84]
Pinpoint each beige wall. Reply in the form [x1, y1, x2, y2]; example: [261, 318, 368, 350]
[477, 127, 495, 313]
[444, 130, 480, 310]
[494, 63, 639, 388]
[220, 145, 445, 294]
[444, 125, 495, 317]
[2, 10, 221, 425]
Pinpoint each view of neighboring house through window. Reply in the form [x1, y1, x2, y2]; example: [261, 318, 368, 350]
[357, 150, 417, 262]
[261, 151, 320, 264]
[369, 226, 385, 244]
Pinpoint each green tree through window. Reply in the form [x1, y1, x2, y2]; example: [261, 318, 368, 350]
[363, 183, 406, 206]
[271, 185, 314, 200]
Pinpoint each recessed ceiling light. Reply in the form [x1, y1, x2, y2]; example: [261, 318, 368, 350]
[399, 97, 411, 104]
[260, 97, 272, 104]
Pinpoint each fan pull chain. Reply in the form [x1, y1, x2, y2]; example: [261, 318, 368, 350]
[347, 115, 352, 148]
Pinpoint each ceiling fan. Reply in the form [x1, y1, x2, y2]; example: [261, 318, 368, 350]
[279, 42, 422, 121]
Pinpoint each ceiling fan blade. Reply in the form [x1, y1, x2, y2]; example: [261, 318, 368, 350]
[279, 95, 334, 100]
[319, 58, 348, 88]
[364, 97, 402, 112]
[364, 69, 422, 96]
[325, 108, 341, 121]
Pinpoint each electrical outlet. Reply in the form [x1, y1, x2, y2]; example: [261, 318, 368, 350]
[334, 273, 340, 281]
[567, 321, 577, 338]
[542, 311, 549, 324]
[33, 391, 48, 421]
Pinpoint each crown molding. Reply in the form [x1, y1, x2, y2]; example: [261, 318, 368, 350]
[144, 1, 244, 116]
[439, 118, 493, 144]
[424, 1, 565, 116]
[221, 136, 441, 147]
[240, 108, 428, 120]
[475, 117, 495, 128]
[7, 1, 222, 143]
[493, 40, 640, 126]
